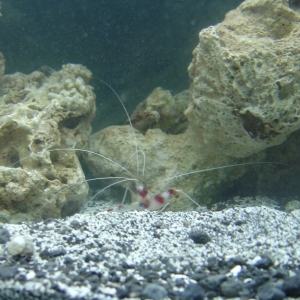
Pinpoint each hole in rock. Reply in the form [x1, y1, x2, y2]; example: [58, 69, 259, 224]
[11, 200, 28, 213]
[10, 155, 20, 167]
[44, 174, 56, 181]
[59, 116, 83, 129]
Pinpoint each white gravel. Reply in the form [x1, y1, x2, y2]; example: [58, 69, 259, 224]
[0, 205, 300, 299]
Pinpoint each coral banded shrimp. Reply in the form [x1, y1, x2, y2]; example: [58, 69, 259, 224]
[45, 149, 286, 213]
[12, 80, 289, 213]
[44, 81, 288, 212]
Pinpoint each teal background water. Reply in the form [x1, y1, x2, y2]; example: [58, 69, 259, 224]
[0, 0, 243, 130]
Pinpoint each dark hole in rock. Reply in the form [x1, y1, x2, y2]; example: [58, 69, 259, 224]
[34, 139, 44, 145]
[38, 66, 55, 77]
[44, 182, 49, 189]
[11, 200, 28, 213]
[44, 174, 56, 181]
[276, 81, 281, 90]
[61, 177, 68, 184]
[10, 155, 20, 167]
[232, 109, 280, 140]
[59, 116, 82, 129]
[50, 152, 59, 164]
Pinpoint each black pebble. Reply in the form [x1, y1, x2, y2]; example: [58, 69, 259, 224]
[272, 268, 288, 279]
[175, 277, 185, 287]
[181, 283, 205, 300]
[64, 256, 74, 264]
[40, 247, 67, 259]
[189, 226, 211, 244]
[220, 278, 244, 297]
[227, 256, 246, 267]
[283, 275, 300, 297]
[70, 220, 81, 229]
[200, 274, 226, 291]
[254, 255, 273, 269]
[257, 283, 286, 300]
[0, 227, 10, 244]
[205, 290, 217, 298]
[116, 286, 130, 299]
[234, 220, 245, 226]
[87, 274, 100, 290]
[0, 266, 17, 280]
[142, 283, 168, 300]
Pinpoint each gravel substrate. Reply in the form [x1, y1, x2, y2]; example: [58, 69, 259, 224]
[0, 206, 300, 300]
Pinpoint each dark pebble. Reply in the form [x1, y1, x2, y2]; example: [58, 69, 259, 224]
[175, 277, 186, 287]
[69, 220, 81, 229]
[220, 278, 244, 297]
[283, 275, 300, 297]
[191, 272, 207, 281]
[205, 290, 217, 298]
[40, 247, 67, 259]
[254, 255, 273, 269]
[44, 262, 57, 271]
[206, 256, 219, 271]
[200, 274, 226, 291]
[0, 227, 10, 244]
[35, 270, 46, 278]
[64, 256, 74, 264]
[160, 271, 169, 280]
[116, 286, 130, 299]
[189, 227, 211, 244]
[121, 261, 131, 269]
[110, 275, 120, 283]
[129, 283, 143, 296]
[87, 274, 100, 285]
[272, 268, 288, 279]
[142, 283, 168, 300]
[257, 283, 286, 300]
[0, 266, 17, 280]
[181, 283, 205, 300]
[227, 256, 246, 267]
[221, 219, 231, 225]
[234, 220, 245, 226]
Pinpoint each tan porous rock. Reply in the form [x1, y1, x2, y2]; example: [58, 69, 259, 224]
[0, 63, 96, 221]
[84, 0, 299, 211]
[129, 88, 189, 134]
[187, 0, 300, 157]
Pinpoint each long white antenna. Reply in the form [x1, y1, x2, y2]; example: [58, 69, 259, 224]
[100, 79, 141, 177]
[154, 162, 290, 184]
[49, 148, 133, 176]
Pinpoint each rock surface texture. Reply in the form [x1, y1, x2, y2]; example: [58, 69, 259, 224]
[0, 61, 96, 222]
[85, 0, 300, 210]
[129, 88, 189, 134]
[187, 0, 300, 157]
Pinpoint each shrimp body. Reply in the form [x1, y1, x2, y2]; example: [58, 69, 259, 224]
[136, 184, 178, 211]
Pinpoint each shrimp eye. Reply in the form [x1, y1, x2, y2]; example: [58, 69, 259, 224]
[168, 189, 178, 195]
[139, 200, 150, 208]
